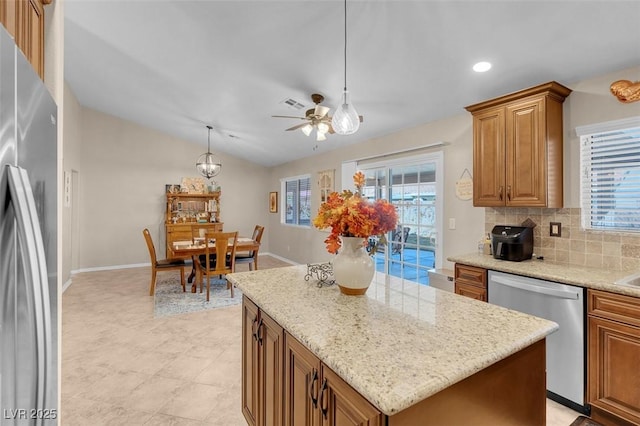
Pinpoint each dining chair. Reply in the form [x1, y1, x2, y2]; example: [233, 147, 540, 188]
[196, 231, 238, 302]
[234, 225, 264, 272]
[191, 223, 211, 243]
[142, 228, 186, 296]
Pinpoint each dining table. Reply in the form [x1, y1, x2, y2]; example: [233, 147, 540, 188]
[170, 237, 260, 291]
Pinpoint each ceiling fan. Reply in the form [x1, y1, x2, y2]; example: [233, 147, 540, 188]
[272, 93, 335, 141]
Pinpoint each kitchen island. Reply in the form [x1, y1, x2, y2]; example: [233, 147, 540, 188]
[228, 265, 558, 425]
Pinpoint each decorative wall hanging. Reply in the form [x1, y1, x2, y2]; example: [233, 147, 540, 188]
[318, 169, 335, 203]
[181, 177, 205, 194]
[269, 191, 278, 213]
[455, 168, 473, 200]
[610, 79, 640, 103]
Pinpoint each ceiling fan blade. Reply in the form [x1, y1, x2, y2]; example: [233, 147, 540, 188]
[285, 123, 310, 131]
[328, 123, 335, 134]
[272, 115, 306, 120]
[315, 105, 330, 118]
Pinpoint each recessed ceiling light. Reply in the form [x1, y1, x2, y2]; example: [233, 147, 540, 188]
[473, 61, 492, 72]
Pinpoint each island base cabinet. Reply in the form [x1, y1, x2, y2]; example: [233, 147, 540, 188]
[320, 366, 383, 426]
[284, 332, 383, 426]
[242, 297, 284, 426]
[388, 339, 547, 426]
[588, 290, 640, 426]
[284, 331, 319, 426]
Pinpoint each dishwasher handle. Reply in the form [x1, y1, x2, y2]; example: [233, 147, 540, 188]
[491, 275, 580, 300]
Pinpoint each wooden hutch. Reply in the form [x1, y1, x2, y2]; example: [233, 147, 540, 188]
[165, 191, 223, 259]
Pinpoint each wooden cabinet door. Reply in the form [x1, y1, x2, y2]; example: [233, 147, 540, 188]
[454, 264, 487, 302]
[472, 106, 505, 207]
[588, 316, 640, 425]
[22, 0, 44, 78]
[0, 0, 18, 40]
[260, 311, 284, 426]
[285, 332, 321, 426]
[242, 298, 260, 426]
[505, 97, 546, 206]
[454, 282, 487, 302]
[319, 366, 383, 426]
[3, 0, 44, 79]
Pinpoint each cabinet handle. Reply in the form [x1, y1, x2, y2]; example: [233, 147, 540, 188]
[251, 316, 259, 341]
[319, 378, 328, 418]
[507, 185, 511, 201]
[308, 370, 318, 408]
[256, 318, 264, 345]
[498, 186, 503, 201]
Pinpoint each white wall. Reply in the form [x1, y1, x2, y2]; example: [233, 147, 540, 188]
[266, 66, 640, 270]
[267, 113, 484, 270]
[62, 65, 640, 273]
[68, 107, 270, 270]
[61, 83, 82, 283]
[563, 66, 640, 207]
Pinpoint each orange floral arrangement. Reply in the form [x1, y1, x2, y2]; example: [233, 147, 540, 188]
[313, 171, 398, 254]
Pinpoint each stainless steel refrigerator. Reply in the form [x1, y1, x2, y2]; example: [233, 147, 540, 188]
[0, 26, 58, 425]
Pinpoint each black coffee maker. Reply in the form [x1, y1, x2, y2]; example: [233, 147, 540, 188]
[490, 225, 534, 261]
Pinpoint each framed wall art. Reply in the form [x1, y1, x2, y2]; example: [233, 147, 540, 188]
[269, 191, 278, 213]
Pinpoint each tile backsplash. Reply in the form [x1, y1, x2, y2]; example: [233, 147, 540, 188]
[485, 207, 640, 272]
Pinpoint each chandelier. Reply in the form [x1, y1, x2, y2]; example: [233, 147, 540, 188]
[195, 125, 222, 179]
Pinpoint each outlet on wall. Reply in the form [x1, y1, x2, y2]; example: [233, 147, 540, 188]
[550, 222, 561, 237]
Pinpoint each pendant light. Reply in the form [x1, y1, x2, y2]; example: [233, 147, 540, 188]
[196, 125, 222, 179]
[331, 0, 360, 135]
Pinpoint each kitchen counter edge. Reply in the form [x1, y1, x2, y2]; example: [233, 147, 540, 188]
[448, 253, 640, 298]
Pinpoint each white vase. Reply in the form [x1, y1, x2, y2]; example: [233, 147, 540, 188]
[332, 236, 375, 295]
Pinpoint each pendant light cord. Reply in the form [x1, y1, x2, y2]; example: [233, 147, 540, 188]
[343, 0, 347, 92]
[206, 125, 212, 153]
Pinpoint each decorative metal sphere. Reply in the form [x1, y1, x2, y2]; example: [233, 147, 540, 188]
[196, 152, 222, 178]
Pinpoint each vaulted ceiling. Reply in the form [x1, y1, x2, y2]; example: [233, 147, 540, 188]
[64, 1, 640, 167]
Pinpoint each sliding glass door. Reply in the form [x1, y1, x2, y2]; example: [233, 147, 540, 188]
[360, 153, 442, 285]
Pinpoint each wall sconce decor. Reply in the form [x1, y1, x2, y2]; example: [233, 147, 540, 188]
[610, 79, 640, 103]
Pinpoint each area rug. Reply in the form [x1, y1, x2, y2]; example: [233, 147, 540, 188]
[153, 275, 242, 318]
[570, 416, 604, 426]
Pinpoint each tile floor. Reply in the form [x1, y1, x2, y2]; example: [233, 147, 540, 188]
[62, 256, 583, 425]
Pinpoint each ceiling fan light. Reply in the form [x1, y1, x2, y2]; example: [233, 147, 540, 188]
[301, 124, 313, 136]
[317, 131, 327, 141]
[332, 90, 360, 135]
[315, 105, 330, 118]
[317, 122, 330, 133]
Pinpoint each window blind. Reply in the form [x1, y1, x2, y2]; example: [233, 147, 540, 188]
[284, 175, 311, 226]
[580, 124, 640, 231]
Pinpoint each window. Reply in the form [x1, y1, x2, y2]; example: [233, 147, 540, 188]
[282, 175, 311, 226]
[344, 149, 444, 284]
[578, 117, 640, 231]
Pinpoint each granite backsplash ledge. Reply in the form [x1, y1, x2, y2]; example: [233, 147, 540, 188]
[485, 207, 640, 272]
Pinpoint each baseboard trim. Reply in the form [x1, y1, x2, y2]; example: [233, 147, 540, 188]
[68, 254, 297, 277]
[260, 252, 298, 265]
[71, 263, 149, 275]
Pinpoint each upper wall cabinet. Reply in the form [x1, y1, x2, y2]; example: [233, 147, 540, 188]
[465, 82, 571, 208]
[0, 0, 50, 80]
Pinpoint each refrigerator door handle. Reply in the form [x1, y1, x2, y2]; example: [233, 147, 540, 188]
[491, 274, 580, 300]
[6, 165, 52, 418]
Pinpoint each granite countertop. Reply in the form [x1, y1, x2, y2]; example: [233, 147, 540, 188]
[448, 253, 640, 298]
[227, 265, 558, 416]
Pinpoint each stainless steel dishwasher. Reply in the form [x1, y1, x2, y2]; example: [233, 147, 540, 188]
[488, 270, 586, 412]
